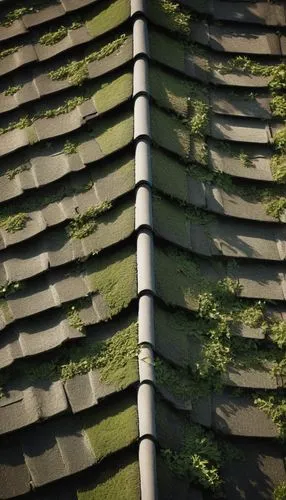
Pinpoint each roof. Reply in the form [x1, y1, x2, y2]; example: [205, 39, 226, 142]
[0, 0, 285, 498]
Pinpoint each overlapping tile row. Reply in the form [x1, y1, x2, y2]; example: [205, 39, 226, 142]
[145, 1, 286, 498]
[0, 0, 142, 498]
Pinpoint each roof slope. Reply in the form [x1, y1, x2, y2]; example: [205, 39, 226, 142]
[0, 0, 285, 499]
[147, 1, 286, 498]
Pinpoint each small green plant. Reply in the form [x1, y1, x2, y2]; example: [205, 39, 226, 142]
[67, 201, 112, 239]
[0, 7, 35, 26]
[270, 321, 286, 349]
[156, 0, 192, 36]
[39, 21, 82, 46]
[66, 303, 85, 333]
[63, 139, 78, 155]
[273, 482, 286, 500]
[188, 98, 209, 137]
[264, 196, 286, 220]
[7, 163, 31, 180]
[3, 84, 22, 96]
[238, 151, 253, 168]
[0, 213, 29, 232]
[271, 154, 286, 183]
[271, 94, 286, 119]
[0, 46, 20, 60]
[254, 395, 286, 439]
[0, 281, 22, 298]
[0, 96, 87, 135]
[162, 425, 222, 491]
[274, 127, 286, 153]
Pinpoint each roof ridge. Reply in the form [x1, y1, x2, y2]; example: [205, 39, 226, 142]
[132, 1, 158, 499]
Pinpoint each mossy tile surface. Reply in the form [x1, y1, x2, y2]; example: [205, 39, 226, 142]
[82, 397, 138, 460]
[85, 0, 130, 38]
[86, 245, 137, 316]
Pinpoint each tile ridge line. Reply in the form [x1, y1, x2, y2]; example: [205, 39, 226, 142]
[132, 1, 158, 499]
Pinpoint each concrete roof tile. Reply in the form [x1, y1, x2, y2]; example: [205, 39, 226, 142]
[65, 370, 116, 413]
[223, 365, 277, 390]
[221, 440, 286, 499]
[213, 393, 279, 437]
[0, 442, 30, 498]
[22, 420, 95, 486]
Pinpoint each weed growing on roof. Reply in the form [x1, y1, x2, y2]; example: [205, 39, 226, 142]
[39, 21, 82, 46]
[0, 178, 93, 231]
[162, 424, 222, 491]
[273, 482, 286, 500]
[270, 321, 286, 349]
[0, 7, 34, 26]
[63, 139, 78, 155]
[237, 151, 253, 168]
[254, 395, 286, 439]
[0, 213, 29, 233]
[271, 154, 286, 183]
[155, 358, 198, 400]
[67, 201, 112, 239]
[48, 34, 127, 86]
[0, 322, 138, 398]
[3, 84, 23, 96]
[153, 0, 192, 36]
[187, 98, 209, 137]
[41, 95, 87, 118]
[0, 46, 21, 59]
[66, 303, 85, 333]
[0, 281, 22, 298]
[270, 94, 286, 119]
[0, 96, 87, 135]
[0, 1, 53, 26]
[264, 196, 286, 220]
[61, 323, 138, 388]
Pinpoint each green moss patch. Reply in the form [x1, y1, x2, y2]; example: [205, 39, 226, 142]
[67, 201, 112, 239]
[152, 148, 188, 200]
[94, 112, 133, 155]
[39, 21, 82, 46]
[0, 178, 93, 232]
[0, 70, 132, 137]
[77, 459, 140, 500]
[150, 30, 185, 73]
[93, 72, 132, 114]
[0, 213, 29, 233]
[150, 66, 209, 137]
[0, 46, 21, 60]
[85, 0, 130, 38]
[0, 321, 138, 396]
[153, 196, 190, 248]
[152, 107, 190, 159]
[48, 34, 127, 86]
[61, 322, 138, 388]
[3, 85, 23, 96]
[83, 398, 138, 460]
[86, 246, 136, 316]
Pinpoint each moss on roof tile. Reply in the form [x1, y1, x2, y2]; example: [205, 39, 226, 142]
[94, 112, 133, 155]
[77, 459, 140, 500]
[93, 72, 132, 114]
[85, 0, 130, 38]
[152, 149, 188, 201]
[83, 398, 138, 460]
[86, 246, 136, 316]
